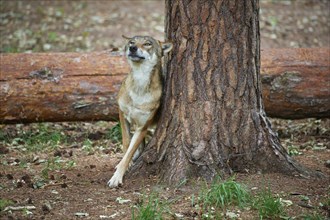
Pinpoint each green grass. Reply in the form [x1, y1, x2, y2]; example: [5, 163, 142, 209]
[195, 177, 293, 219]
[132, 193, 169, 220]
[0, 123, 66, 152]
[199, 177, 251, 209]
[0, 198, 14, 211]
[252, 188, 286, 219]
[106, 122, 122, 144]
[23, 124, 66, 151]
[41, 156, 75, 180]
[82, 139, 94, 153]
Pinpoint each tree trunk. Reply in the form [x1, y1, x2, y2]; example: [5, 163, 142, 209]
[133, 0, 318, 183]
[1, 49, 329, 124]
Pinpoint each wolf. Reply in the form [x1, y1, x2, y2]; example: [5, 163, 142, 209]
[107, 35, 172, 187]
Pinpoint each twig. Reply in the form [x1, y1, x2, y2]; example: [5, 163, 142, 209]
[4, 205, 36, 212]
[42, 181, 72, 188]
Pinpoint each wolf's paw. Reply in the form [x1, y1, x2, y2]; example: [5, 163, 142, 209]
[107, 171, 123, 188]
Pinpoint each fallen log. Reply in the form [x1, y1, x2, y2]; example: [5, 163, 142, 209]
[260, 48, 329, 119]
[0, 48, 329, 123]
[0, 51, 127, 123]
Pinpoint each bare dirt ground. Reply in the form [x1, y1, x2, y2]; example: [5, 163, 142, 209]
[0, 0, 329, 219]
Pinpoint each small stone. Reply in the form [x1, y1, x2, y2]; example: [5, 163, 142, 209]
[51, 190, 59, 194]
[32, 156, 39, 163]
[325, 160, 330, 168]
[302, 17, 309, 24]
[270, 33, 277, 39]
[42, 202, 52, 213]
[226, 211, 239, 219]
[43, 44, 52, 50]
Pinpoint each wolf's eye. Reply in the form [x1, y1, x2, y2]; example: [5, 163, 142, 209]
[129, 40, 135, 45]
[143, 42, 152, 47]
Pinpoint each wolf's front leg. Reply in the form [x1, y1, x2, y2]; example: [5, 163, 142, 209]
[107, 164, 125, 187]
[107, 128, 147, 188]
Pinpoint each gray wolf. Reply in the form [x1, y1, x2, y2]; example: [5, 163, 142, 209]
[107, 35, 172, 187]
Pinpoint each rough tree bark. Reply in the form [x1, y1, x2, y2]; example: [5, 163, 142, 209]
[133, 0, 318, 183]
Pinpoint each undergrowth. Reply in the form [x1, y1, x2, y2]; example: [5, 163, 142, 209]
[131, 193, 170, 220]
[0, 199, 14, 211]
[0, 123, 66, 152]
[252, 188, 286, 219]
[199, 176, 250, 208]
[106, 122, 122, 144]
[197, 176, 250, 219]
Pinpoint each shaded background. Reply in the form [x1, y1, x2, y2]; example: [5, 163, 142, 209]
[1, 0, 329, 53]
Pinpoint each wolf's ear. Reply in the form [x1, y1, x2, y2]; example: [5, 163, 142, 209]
[161, 42, 173, 54]
[122, 35, 132, 40]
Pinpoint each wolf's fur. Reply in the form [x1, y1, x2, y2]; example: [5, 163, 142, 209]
[107, 35, 172, 188]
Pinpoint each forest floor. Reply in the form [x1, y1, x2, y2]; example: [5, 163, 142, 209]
[0, 0, 329, 219]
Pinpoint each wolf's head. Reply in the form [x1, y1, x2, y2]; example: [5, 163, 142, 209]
[123, 35, 172, 63]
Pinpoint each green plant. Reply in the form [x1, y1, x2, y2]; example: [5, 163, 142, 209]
[41, 156, 75, 179]
[199, 177, 250, 209]
[82, 139, 93, 153]
[0, 130, 10, 142]
[26, 124, 65, 147]
[65, 160, 76, 169]
[3, 123, 67, 152]
[253, 188, 286, 219]
[268, 16, 278, 30]
[287, 145, 302, 156]
[106, 123, 122, 144]
[47, 32, 58, 42]
[132, 193, 169, 220]
[0, 198, 14, 211]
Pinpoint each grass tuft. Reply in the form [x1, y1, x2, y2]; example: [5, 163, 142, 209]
[0, 123, 66, 152]
[253, 188, 286, 219]
[132, 193, 169, 220]
[0, 198, 14, 211]
[106, 123, 122, 144]
[199, 176, 251, 210]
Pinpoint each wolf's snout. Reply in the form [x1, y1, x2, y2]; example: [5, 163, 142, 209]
[129, 46, 138, 53]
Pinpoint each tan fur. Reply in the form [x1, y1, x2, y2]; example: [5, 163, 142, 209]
[108, 36, 172, 188]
